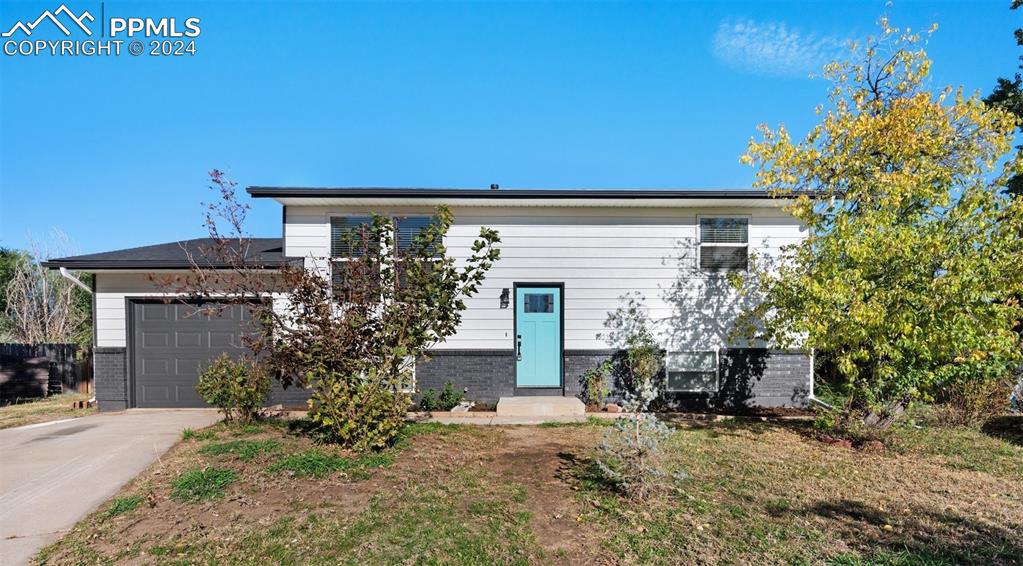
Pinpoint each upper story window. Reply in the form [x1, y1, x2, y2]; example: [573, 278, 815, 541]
[330, 216, 375, 257]
[330, 215, 437, 258]
[699, 217, 748, 271]
[329, 215, 438, 295]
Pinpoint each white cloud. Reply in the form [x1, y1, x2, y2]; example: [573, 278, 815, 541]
[712, 18, 847, 78]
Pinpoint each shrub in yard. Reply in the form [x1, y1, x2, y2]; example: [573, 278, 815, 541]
[307, 368, 410, 451]
[595, 295, 681, 498]
[196, 354, 269, 424]
[170, 467, 238, 502]
[934, 361, 1014, 427]
[594, 414, 680, 498]
[580, 361, 611, 407]
[419, 381, 464, 411]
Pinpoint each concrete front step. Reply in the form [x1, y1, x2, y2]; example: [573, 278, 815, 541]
[496, 396, 585, 417]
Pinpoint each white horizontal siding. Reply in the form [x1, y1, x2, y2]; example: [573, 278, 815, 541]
[94, 273, 170, 347]
[93, 273, 282, 348]
[284, 205, 806, 352]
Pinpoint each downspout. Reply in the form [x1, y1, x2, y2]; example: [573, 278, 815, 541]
[59, 267, 96, 404]
[59, 267, 92, 294]
[806, 347, 835, 410]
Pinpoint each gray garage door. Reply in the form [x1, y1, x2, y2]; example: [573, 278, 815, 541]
[130, 301, 253, 408]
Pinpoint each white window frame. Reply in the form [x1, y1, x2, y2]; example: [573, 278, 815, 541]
[665, 350, 720, 393]
[697, 214, 750, 273]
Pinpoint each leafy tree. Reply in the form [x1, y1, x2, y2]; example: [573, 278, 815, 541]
[163, 171, 500, 449]
[736, 19, 1023, 426]
[985, 0, 1023, 198]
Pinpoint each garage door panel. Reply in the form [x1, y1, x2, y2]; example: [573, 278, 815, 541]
[141, 358, 169, 376]
[132, 301, 254, 408]
[175, 331, 203, 347]
[141, 304, 170, 321]
[176, 359, 202, 375]
[141, 385, 170, 402]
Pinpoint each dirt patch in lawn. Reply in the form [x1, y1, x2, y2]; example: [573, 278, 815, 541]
[37, 422, 604, 565]
[37, 416, 1023, 565]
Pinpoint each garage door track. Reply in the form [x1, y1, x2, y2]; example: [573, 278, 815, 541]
[0, 410, 220, 565]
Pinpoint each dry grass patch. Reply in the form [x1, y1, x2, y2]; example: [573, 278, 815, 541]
[572, 417, 1023, 565]
[35, 415, 1023, 565]
[0, 392, 93, 430]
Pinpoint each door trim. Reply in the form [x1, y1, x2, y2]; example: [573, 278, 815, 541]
[512, 282, 565, 389]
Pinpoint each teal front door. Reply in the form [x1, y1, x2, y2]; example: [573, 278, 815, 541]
[515, 286, 562, 387]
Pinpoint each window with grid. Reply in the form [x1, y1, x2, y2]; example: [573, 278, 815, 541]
[330, 215, 439, 293]
[394, 216, 440, 289]
[665, 351, 719, 392]
[699, 217, 748, 271]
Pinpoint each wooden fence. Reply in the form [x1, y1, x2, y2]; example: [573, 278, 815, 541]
[0, 343, 92, 402]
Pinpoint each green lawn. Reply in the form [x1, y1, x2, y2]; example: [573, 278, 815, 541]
[36, 415, 1023, 565]
[0, 392, 93, 430]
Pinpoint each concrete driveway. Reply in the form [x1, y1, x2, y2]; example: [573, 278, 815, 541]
[0, 410, 220, 565]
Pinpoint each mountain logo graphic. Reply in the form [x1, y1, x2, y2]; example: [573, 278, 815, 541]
[2, 4, 94, 38]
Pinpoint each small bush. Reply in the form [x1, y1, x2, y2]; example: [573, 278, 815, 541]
[812, 408, 838, 433]
[580, 361, 611, 407]
[267, 448, 393, 478]
[196, 354, 270, 424]
[307, 369, 410, 450]
[102, 495, 143, 518]
[171, 467, 238, 502]
[594, 414, 682, 499]
[419, 381, 464, 411]
[199, 439, 280, 462]
[935, 362, 1014, 426]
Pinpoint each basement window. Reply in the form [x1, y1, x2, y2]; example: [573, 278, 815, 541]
[665, 351, 719, 392]
[699, 217, 749, 271]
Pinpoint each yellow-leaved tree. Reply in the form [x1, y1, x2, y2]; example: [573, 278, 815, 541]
[736, 19, 1023, 427]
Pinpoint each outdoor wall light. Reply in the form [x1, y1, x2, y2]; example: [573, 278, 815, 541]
[500, 288, 510, 309]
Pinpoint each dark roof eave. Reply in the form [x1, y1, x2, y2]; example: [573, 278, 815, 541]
[41, 261, 293, 270]
[246, 187, 812, 199]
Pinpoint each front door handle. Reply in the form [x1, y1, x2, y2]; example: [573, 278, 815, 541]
[516, 334, 522, 361]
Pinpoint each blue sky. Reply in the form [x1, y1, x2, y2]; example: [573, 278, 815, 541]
[0, 0, 1018, 255]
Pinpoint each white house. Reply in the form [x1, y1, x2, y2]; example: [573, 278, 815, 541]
[44, 187, 812, 411]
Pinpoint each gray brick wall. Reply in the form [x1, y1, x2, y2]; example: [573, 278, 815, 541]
[91, 346, 809, 411]
[416, 347, 811, 409]
[719, 349, 812, 408]
[416, 350, 516, 403]
[661, 348, 812, 410]
[93, 347, 127, 411]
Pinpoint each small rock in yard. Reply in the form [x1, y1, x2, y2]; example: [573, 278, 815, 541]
[605, 403, 622, 413]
